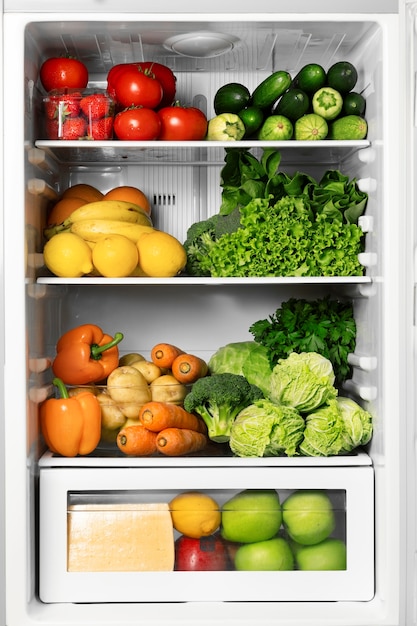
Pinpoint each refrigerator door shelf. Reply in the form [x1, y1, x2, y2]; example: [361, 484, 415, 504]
[39, 465, 374, 603]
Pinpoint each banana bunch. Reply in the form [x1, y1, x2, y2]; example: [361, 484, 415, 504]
[45, 200, 153, 242]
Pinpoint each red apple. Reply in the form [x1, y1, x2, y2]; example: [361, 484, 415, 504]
[175, 534, 230, 571]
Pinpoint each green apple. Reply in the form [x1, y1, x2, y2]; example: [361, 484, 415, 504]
[293, 538, 347, 570]
[282, 490, 335, 545]
[234, 536, 294, 571]
[221, 489, 282, 543]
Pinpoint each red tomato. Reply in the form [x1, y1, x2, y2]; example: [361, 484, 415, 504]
[157, 105, 208, 140]
[40, 57, 88, 92]
[137, 62, 177, 108]
[113, 107, 161, 140]
[113, 67, 163, 109]
[107, 62, 176, 108]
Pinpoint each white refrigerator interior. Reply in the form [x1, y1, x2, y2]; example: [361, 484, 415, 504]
[1, 0, 416, 625]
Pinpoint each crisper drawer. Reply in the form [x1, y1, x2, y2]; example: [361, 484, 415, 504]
[39, 465, 374, 603]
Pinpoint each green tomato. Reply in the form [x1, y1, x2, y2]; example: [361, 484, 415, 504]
[206, 113, 245, 141]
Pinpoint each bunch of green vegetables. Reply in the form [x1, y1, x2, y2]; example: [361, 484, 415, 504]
[249, 296, 356, 385]
[183, 148, 368, 277]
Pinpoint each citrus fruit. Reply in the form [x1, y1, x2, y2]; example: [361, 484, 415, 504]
[326, 61, 358, 93]
[104, 185, 152, 215]
[234, 537, 294, 571]
[294, 63, 326, 93]
[238, 106, 264, 137]
[169, 491, 221, 539]
[220, 489, 282, 543]
[342, 92, 366, 116]
[92, 234, 139, 277]
[136, 230, 187, 277]
[282, 490, 335, 545]
[47, 196, 87, 226]
[293, 537, 347, 571]
[43, 232, 93, 277]
[61, 183, 104, 203]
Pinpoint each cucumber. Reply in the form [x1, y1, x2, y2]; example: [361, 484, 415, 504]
[214, 83, 251, 115]
[326, 61, 358, 94]
[252, 71, 292, 110]
[312, 87, 343, 120]
[272, 88, 310, 121]
[329, 115, 368, 140]
[293, 63, 326, 93]
[295, 114, 328, 141]
[342, 92, 366, 116]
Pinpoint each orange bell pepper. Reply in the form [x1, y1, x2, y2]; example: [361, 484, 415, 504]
[52, 323, 124, 385]
[40, 378, 101, 457]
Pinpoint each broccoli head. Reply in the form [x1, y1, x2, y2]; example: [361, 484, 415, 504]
[183, 373, 264, 443]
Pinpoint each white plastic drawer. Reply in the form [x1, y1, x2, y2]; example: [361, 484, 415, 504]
[39, 465, 374, 603]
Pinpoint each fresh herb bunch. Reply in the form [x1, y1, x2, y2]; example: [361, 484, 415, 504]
[249, 296, 356, 385]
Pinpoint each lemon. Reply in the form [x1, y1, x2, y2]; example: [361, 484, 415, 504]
[136, 230, 186, 277]
[43, 232, 94, 277]
[169, 491, 221, 538]
[92, 234, 139, 277]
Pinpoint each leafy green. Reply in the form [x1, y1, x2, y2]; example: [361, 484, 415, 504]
[208, 340, 273, 397]
[268, 352, 337, 413]
[298, 399, 345, 457]
[337, 396, 373, 452]
[197, 195, 364, 278]
[229, 399, 305, 457]
[249, 296, 356, 384]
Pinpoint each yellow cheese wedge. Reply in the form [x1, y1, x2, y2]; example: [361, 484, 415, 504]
[67, 502, 174, 572]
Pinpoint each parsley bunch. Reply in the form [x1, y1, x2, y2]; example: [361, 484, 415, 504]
[249, 297, 356, 385]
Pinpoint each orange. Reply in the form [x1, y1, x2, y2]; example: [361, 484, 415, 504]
[104, 185, 152, 215]
[47, 197, 87, 226]
[61, 183, 104, 203]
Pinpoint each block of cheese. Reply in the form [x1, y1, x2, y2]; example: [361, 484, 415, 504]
[67, 502, 174, 572]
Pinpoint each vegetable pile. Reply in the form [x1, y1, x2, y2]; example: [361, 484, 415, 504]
[207, 347, 373, 458]
[184, 148, 368, 277]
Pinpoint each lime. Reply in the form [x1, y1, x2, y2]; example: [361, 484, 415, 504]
[258, 115, 293, 140]
[234, 537, 294, 571]
[343, 91, 366, 116]
[282, 490, 335, 545]
[221, 489, 282, 543]
[294, 63, 326, 93]
[327, 61, 358, 93]
[294, 113, 328, 140]
[238, 106, 264, 137]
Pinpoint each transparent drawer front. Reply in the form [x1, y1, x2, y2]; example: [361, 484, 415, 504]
[39, 466, 374, 603]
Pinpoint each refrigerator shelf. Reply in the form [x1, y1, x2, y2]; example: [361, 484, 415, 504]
[34, 139, 371, 166]
[38, 448, 372, 469]
[36, 275, 373, 286]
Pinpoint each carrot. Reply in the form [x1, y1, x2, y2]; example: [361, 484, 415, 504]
[171, 353, 209, 384]
[150, 343, 184, 369]
[116, 424, 157, 456]
[139, 401, 207, 433]
[156, 428, 208, 456]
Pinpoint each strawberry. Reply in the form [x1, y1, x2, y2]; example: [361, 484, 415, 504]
[45, 118, 59, 139]
[45, 92, 82, 121]
[80, 93, 112, 120]
[88, 116, 113, 140]
[61, 117, 87, 140]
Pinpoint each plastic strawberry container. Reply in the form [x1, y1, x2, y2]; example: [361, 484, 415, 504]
[43, 88, 115, 140]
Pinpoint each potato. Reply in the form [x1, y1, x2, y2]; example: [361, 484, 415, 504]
[150, 374, 188, 405]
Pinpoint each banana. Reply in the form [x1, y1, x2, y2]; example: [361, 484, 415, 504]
[63, 200, 152, 228]
[70, 219, 154, 243]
